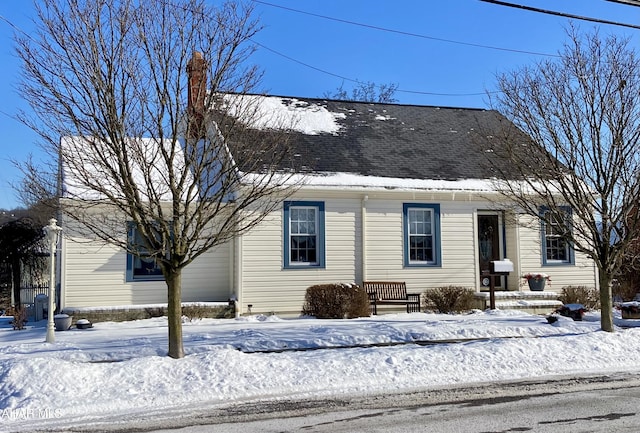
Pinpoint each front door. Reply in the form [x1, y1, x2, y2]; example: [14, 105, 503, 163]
[478, 213, 503, 289]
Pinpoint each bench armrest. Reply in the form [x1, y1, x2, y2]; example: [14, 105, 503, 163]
[407, 293, 421, 302]
[406, 293, 421, 313]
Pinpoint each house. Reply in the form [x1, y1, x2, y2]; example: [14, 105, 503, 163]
[56, 91, 598, 318]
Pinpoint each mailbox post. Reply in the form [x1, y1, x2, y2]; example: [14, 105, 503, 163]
[485, 259, 514, 309]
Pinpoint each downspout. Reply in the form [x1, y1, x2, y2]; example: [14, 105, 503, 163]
[234, 233, 243, 318]
[361, 195, 368, 283]
[473, 209, 479, 290]
[514, 212, 522, 291]
[57, 227, 66, 310]
[501, 210, 507, 290]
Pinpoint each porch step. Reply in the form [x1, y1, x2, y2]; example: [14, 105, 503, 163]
[474, 291, 562, 315]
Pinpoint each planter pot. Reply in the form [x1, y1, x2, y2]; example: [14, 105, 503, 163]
[527, 279, 546, 291]
[621, 309, 640, 319]
[54, 314, 73, 331]
[75, 318, 93, 329]
[557, 304, 585, 321]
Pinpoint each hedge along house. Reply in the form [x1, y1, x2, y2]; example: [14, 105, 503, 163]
[56, 58, 597, 317]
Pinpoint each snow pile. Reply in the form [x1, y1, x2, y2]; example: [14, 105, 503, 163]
[223, 95, 345, 135]
[0, 310, 639, 431]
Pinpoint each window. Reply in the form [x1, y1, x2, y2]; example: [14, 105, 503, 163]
[283, 201, 325, 268]
[126, 223, 165, 281]
[403, 203, 441, 267]
[541, 208, 574, 265]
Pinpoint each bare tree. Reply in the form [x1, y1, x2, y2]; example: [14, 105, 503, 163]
[486, 26, 640, 332]
[0, 209, 48, 309]
[15, 0, 299, 358]
[324, 81, 398, 103]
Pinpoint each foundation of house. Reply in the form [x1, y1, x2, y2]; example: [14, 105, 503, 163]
[62, 302, 235, 324]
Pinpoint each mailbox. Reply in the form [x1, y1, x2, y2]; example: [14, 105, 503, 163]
[490, 259, 514, 274]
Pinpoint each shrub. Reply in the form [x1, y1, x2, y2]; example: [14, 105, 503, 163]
[559, 286, 600, 310]
[182, 303, 209, 322]
[423, 286, 475, 314]
[7, 306, 27, 330]
[301, 283, 370, 319]
[612, 279, 639, 302]
[144, 307, 165, 318]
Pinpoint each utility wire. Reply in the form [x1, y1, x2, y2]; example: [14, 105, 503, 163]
[480, 0, 640, 30]
[253, 40, 493, 97]
[252, 0, 559, 58]
[606, 0, 640, 6]
[5, 0, 494, 100]
[158, 0, 498, 97]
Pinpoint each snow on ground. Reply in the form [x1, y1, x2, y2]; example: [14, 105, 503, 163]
[1, 309, 640, 431]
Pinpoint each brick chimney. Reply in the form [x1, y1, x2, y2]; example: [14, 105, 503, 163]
[186, 51, 207, 140]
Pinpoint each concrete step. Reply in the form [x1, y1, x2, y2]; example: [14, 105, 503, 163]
[474, 291, 562, 315]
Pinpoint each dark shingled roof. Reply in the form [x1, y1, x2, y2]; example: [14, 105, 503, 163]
[230, 95, 524, 181]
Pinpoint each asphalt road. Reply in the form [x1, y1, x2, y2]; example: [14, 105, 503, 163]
[202, 385, 640, 432]
[52, 372, 640, 433]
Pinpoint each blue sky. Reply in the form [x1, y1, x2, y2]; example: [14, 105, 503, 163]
[0, 0, 638, 210]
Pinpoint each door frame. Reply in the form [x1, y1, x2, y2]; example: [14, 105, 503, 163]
[476, 210, 506, 290]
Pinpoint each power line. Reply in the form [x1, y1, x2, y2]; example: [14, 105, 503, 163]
[606, 0, 640, 6]
[480, 0, 640, 30]
[158, 0, 497, 98]
[251, 0, 559, 58]
[252, 40, 494, 97]
[9, 0, 495, 101]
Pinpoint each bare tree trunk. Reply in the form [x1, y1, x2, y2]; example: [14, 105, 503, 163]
[14, 0, 300, 357]
[166, 270, 184, 359]
[485, 27, 640, 335]
[11, 257, 21, 307]
[599, 272, 614, 332]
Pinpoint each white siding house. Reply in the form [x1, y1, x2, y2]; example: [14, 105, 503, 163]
[56, 95, 598, 316]
[231, 188, 596, 316]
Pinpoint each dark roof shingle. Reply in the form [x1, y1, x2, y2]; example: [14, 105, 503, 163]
[229, 95, 522, 181]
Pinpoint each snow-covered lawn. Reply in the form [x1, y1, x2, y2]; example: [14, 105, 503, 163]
[1, 309, 640, 431]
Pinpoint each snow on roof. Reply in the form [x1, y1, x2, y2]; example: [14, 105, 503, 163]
[243, 171, 498, 193]
[304, 172, 496, 191]
[222, 94, 345, 135]
[60, 136, 193, 201]
[374, 114, 395, 121]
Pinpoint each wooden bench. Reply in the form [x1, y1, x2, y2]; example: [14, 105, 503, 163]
[363, 281, 421, 315]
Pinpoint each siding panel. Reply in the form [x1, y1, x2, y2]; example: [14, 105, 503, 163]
[240, 197, 361, 315]
[516, 214, 597, 291]
[62, 223, 231, 308]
